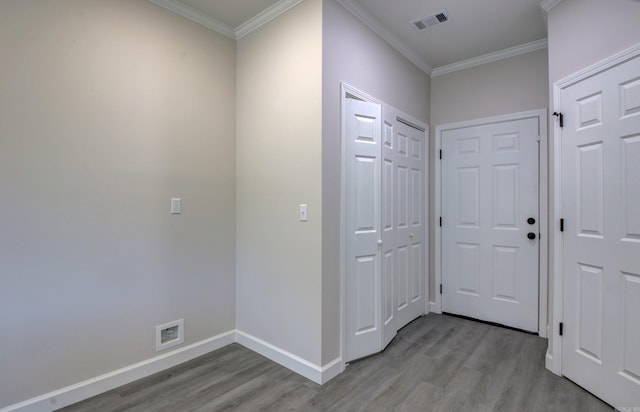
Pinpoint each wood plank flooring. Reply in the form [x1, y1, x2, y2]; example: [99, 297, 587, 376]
[60, 314, 613, 412]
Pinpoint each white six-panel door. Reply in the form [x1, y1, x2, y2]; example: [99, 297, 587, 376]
[345, 99, 383, 362]
[345, 98, 427, 362]
[441, 118, 539, 332]
[560, 53, 640, 409]
[381, 109, 426, 349]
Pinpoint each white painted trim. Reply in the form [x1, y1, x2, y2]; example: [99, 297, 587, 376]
[434, 109, 549, 336]
[149, 0, 236, 39]
[434, 126, 442, 314]
[235, 0, 304, 39]
[152, 0, 548, 79]
[235, 330, 331, 385]
[556, 43, 640, 89]
[3, 328, 346, 412]
[549, 84, 564, 375]
[424, 125, 431, 316]
[335, 0, 433, 75]
[540, 0, 563, 12]
[148, 0, 303, 40]
[319, 357, 345, 384]
[429, 301, 442, 314]
[547, 41, 640, 378]
[431, 39, 548, 77]
[538, 111, 549, 339]
[546, 352, 555, 371]
[339, 85, 348, 383]
[0, 331, 236, 412]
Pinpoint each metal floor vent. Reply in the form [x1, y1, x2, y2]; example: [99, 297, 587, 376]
[411, 10, 449, 31]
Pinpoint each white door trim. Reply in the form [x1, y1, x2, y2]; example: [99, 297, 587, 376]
[340, 82, 429, 366]
[548, 42, 640, 376]
[433, 109, 548, 338]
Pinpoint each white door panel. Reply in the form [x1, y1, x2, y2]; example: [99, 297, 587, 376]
[561, 54, 640, 409]
[381, 112, 397, 350]
[381, 109, 426, 349]
[345, 99, 382, 362]
[396, 118, 426, 329]
[442, 118, 539, 332]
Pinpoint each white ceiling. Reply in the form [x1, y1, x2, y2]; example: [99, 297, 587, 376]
[156, 0, 552, 75]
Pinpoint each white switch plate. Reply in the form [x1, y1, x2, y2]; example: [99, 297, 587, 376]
[171, 198, 182, 214]
[299, 204, 308, 222]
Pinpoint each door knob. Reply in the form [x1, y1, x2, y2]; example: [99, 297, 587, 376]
[377, 240, 383, 246]
[527, 217, 536, 225]
[527, 232, 536, 240]
[410, 233, 414, 238]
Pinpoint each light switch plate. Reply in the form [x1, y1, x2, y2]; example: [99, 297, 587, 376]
[171, 198, 182, 214]
[299, 204, 308, 222]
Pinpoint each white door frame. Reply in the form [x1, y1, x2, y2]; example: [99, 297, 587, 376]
[340, 82, 429, 366]
[548, 43, 640, 376]
[433, 109, 549, 338]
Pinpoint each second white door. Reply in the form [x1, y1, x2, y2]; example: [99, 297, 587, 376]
[441, 117, 540, 332]
[381, 109, 426, 349]
[559, 51, 640, 409]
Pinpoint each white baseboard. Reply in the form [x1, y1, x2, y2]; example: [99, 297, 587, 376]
[0, 331, 236, 412]
[319, 356, 344, 384]
[545, 352, 554, 373]
[429, 301, 442, 314]
[235, 330, 343, 385]
[3, 330, 346, 412]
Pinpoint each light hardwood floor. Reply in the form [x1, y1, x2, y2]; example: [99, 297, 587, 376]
[60, 314, 613, 411]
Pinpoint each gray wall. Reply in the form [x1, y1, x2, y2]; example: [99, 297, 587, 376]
[322, 0, 431, 364]
[430, 49, 549, 302]
[0, 1, 237, 407]
[431, 50, 549, 126]
[236, 0, 324, 365]
[548, 0, 640, 83]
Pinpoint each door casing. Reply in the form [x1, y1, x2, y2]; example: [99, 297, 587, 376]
[433, 109, 549, 338]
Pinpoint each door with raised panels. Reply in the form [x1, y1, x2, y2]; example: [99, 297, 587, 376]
[345, 99, 427, 362]
[441, 117, 539, 332]
[381, 109, 426, 349]
[560, 53, 640, 409]
[345, 98, 382, 362]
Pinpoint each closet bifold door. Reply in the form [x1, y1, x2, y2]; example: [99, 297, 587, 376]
[344, 98, 427, 363]
[345, 98, 383, 362]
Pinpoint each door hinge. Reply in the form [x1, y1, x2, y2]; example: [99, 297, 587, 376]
[439, 217, 442, 227]
[439, 150, 442, 160]
[559, 322, 564, 336]
[553, 112, 564, 128]
[440, 284, 443, 294]
[560, 218, 565, 232]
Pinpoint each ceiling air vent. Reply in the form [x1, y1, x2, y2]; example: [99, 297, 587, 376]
[411, 10, 449, 31]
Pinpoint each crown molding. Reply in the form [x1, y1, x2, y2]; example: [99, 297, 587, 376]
[556, 42, 640, 89]
[149, 0, 304, 40]
[151, 0, 548, 78]
[236, 0, 305, 39]
[540, 0, 564, 12]
[431, 38, 548, 77]
[335, 0, 433, 76]
[149, 0, 236, 39]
